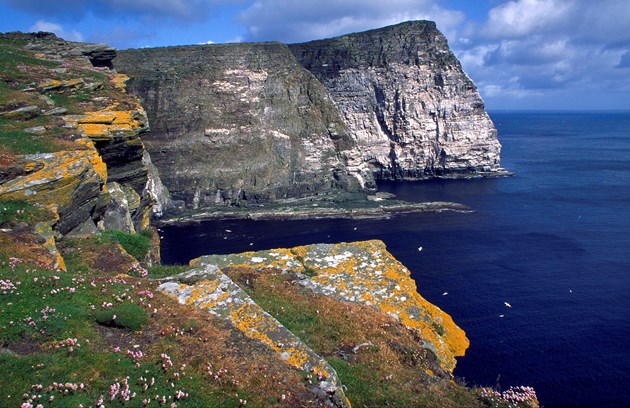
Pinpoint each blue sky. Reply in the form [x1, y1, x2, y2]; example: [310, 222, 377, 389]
[1, 0, 629, 110]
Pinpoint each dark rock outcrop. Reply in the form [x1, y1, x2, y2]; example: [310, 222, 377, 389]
[116, 43, 374, 210]
[289, 21, 505, 179]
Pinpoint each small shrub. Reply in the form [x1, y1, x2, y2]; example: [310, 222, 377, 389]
[93, 303, 148, 331]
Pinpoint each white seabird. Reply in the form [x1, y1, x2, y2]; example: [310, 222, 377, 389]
[504, 302, 512, 308]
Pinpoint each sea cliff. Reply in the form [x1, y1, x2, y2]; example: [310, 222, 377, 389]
[116, 20, 506, 215]
[0, 29, 537, 407]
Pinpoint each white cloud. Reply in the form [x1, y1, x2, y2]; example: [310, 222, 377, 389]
[29, 20, 84, 42]
[238, 0, 465, 43]
[482, 0, 571, 39]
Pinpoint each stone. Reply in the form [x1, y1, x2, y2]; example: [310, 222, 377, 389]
[289, 21, 505, 179]
[0, 151, 106, 235]
[116, 42, 375, 210]
[116, 21, 506, 216]
[43, 107, 68, 116]
[1, 105, 40, 120]
[193, 240, 469, 372]
[142, 150, 172, 217]
[102, 181, 135, 233]
[65, 218, 100, 237]
[24, 126, 46, 134]
[79, 44, 117, 69]
[158, 264, 350, 407]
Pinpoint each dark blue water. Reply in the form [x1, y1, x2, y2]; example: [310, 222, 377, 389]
[160, 111, 630, 408]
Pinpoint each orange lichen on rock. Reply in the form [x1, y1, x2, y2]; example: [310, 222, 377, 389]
[112, 74, 129, 91]
[64, 108, 149, 141]
[0, 151, 104, 208]
[191, 248, 305, 273]
[194, 240, 469, 372]
[75, 137, 108, 181]
[158, 265, 349, 407]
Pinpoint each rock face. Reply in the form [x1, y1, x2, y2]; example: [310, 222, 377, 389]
[116, 44, 374, 209]
[289, 21, 504, 179]
[0, 32, 170, 253]
[116, 21, 504, 214]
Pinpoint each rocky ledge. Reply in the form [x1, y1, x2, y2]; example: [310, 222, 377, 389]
[158, 240, 470, 406]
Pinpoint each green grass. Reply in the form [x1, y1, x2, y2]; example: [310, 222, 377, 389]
[93, 303, 148, 330]
[0, 128, 63, 155]
[101, 229, 152, 261]
[0, 43, 59, 81]
[0, 200, 53, 226]
[148, 264, 191, 278]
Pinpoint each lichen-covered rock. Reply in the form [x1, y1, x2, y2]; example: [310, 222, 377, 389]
[0, 151, 106, 235]
[158, 264, 350, 408]
[1, 32, 170, 267]
[192, 240, 468, 372]
[289, 21, 506, 179]
[116, 42, 374, 210]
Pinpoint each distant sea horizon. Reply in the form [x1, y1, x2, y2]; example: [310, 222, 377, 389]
[160, 110, 630, 408]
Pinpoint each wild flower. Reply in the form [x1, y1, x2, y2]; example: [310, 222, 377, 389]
[126, 348, 144, 367]
[1, 279, 18, 294]
[160, 353, 173, 370]
[129, 263, 149, 278]
[53, 338, 80, 352]
[138, 290, 154, 300]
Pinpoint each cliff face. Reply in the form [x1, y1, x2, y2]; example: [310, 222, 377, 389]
[290, 21, 503, 179]
[116, 21, 504, 214]
[0, 32, 169, 266]
[116, 43, 374, 209]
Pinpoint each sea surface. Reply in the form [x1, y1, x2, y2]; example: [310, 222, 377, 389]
[160, 111, 630, 408]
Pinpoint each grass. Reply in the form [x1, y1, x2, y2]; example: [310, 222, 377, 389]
[225, 266, 487, 408]
[101, 229, 152, 262]
[93, 303, 148, 330]
[0, 200, 53, 227]
[0, 42, 59, 82]
[148, 264, 191, 278]
[0, 245, 317, 407]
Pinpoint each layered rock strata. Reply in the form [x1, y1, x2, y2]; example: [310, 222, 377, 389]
[116, 21, 504, 215]
[116, 44, 374, 210]
[290, 21, 504, 179]
[0, 33, 170, 265]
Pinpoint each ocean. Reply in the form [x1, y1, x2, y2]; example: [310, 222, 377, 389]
[160, 111, 630, 408]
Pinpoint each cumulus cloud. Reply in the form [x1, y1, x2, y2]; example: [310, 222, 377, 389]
[482, 0, 571, 39]
[29, 20, 84, 42]
[454, 0, 630, 108]
[238, 0, 465, 43]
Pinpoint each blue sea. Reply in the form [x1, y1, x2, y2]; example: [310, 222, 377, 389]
[160, 111, 630, 408]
